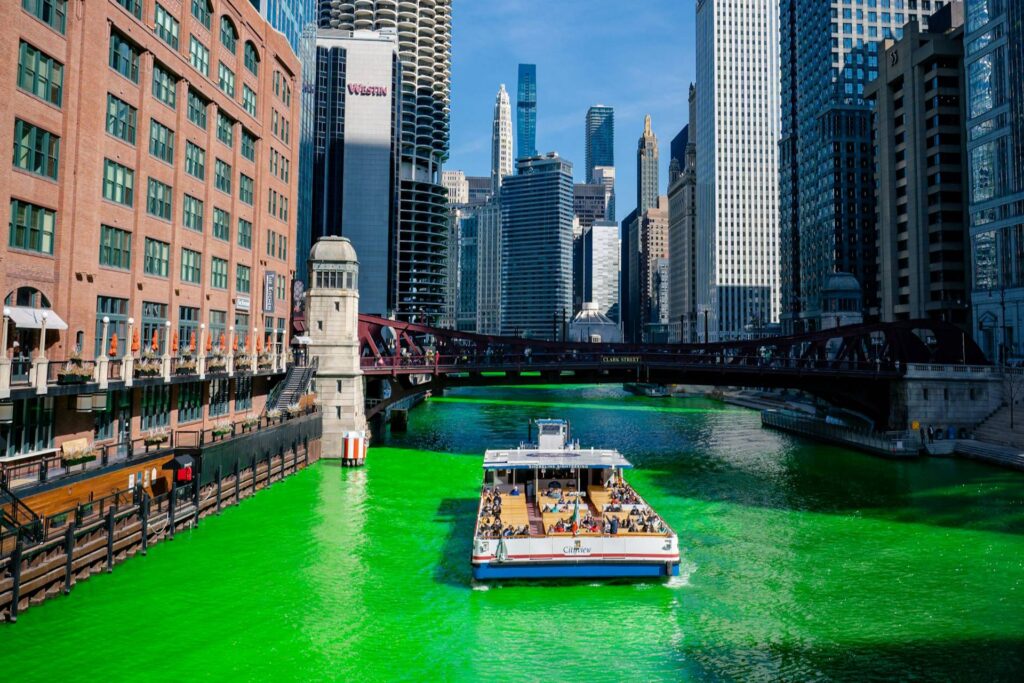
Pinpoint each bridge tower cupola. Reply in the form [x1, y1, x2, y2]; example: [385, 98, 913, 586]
[306, 237, 367, 455]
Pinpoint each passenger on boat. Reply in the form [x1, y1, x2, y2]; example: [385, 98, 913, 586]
[510, 485, 520, 496]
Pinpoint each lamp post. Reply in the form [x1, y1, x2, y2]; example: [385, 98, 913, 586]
[100, 316, 110, 361]
[2, 308, 11, 359]
[38, 311, 48, 360]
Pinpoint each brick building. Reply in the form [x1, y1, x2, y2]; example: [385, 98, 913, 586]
[0, 0, 300, 471]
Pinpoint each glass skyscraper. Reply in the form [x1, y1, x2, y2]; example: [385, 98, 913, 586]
[501, 154, 574, 339]
[585, 105, 614, 183]
[964, 0, 1024, 361]
[778, 0, 942, 332]
[517, 64, 537, 160]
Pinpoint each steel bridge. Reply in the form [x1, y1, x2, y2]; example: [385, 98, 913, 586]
[357, 315, 987, 429]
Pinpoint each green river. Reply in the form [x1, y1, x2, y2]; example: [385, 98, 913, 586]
[2, 385, 1024, 681]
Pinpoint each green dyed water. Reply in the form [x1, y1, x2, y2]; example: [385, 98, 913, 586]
[3, 385, 1024, 680]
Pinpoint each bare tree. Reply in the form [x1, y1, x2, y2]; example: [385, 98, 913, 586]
[1005, 369, 1024, 431]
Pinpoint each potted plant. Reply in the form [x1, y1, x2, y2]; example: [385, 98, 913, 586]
[286, 403, 304, 418]
[266, 408, 282, 423]
[257, 353, 274, 371]
[58, 363, 93, 384]
[61, 445, 97, 468]
[242, 415, 259, 431]
[175, 357, 197, 375]
[211, 419, 233, 439]
[142, 428, 170, 451]
[135, 349, 162, 378]
[207, 350, 227, 373]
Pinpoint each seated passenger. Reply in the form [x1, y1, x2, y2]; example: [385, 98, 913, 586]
[510, 485, 520, 496]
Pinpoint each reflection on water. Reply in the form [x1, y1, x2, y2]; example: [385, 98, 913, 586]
[1, 384, 1023, 681]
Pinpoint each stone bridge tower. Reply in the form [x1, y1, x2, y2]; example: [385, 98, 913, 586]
[306, 237, 367, 457]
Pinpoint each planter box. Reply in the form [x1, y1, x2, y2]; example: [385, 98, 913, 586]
[61, 454, 96, 468]
[58, 374, 89, 385]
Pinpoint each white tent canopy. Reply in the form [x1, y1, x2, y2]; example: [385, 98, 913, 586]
[6, 306, 68, 331]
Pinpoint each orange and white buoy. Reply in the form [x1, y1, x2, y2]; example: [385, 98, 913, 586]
[342, 430, 368, 467]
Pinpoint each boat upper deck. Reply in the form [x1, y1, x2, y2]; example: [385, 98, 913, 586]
[482, 447, 632, 471]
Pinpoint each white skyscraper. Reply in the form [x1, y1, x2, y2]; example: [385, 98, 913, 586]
[696, 0, 780, 340]
[491, 84, 514, 194]
[441, 170, 469, 206]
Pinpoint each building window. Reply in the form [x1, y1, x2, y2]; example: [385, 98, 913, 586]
[95, 296, 128, 356]
[2, 398, 53, 458]
[215, 158, 232, 194]
[102, 159, 134, 206]
[244, 41, 259, 75]
[187, 88, 208, 129]
[178, 382, 202, 423]
[183, 194, 203, 232]
[94, 390, 121, 441]
[236, 263, 250, 293]
[141, 300, 168, 354]
[239, 173, 254, 205]
[234, 376, 252, 411]
[105, 94, 137, 144]
[114, 0, 141, 18]
[220, 16, 238, 53]
[18, 41, 63, 107]
[154, 4, 179, 49]
[12, 119, 60, 180]
[109, 32, 140, 83]
[180, 248, 201, 284]
[23, 0, 66, 34]
[148, 119, 175, 164]
[144, 237, 169, 277]
[209, 309, 226, 348]
[189, 36, 209, 76]
[235, 311, 249, 352]
[218, 62, 235, 98]
[191, 0, 211, 29]
[242, 85, 257, 117]
[141, 386, 170, 430]
[213, 207, 230, 240]
[152, 64, 177, 109]
[217, 111, 234, 147]
[209, 378, 229, 417]
[241, 130, 256, 161]
[185, 141, 205, 179]
[146, 178, 173, 221]
[237, 218, 252, 249]
[9, 199, 55, 255]
[211, 257, 228, 289]
[99, 224, 131, 270]
[178, 305, 198, 352]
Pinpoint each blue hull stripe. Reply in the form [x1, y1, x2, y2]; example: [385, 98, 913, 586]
[473, 562, 680, 580]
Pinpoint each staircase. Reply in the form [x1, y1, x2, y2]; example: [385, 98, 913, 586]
[266, 362, 316, 412]
[0, 480, 44, 544]
[526, 498, 544, 536]
[955, 439, 1024, 472]
[971, 406, 1024, 450]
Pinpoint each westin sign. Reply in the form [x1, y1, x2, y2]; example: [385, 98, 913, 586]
[348, 84, 388, 97]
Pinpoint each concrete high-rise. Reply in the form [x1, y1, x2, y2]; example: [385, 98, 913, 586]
[964, 0, 1024, 361]
[697, 0, 780, 341]
[475, 199, 503, 334]
[779, 0, 944, 332]
[621, 209, 639, 341]
[501, 154, 574, 339]
[636, 115, 659, 215]
[592, 166, 616, 221]
[516, 64, 537, 160]
[319, 1, 452, 323]
[639, 199, 670, 341]
[866, 7, 969, 328]
[669, 85, 698, 342]
[441, 170, 469, 207]
[312, 30, 401, 316]
[575, 221, 620, 323]
[585, 105, 614, 183]
[491, 84, 514, 194]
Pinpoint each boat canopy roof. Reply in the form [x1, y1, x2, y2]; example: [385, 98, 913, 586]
[483, 447, 632, 470]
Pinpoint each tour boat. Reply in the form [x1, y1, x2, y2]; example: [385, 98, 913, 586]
[471, 419, 680, 580]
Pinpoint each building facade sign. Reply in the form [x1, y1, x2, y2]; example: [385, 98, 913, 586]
[347, 83, 388, 97]
[264, 272, 277, 313]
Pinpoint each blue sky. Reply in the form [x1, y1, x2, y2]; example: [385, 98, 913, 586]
[447, 1, 696, 222]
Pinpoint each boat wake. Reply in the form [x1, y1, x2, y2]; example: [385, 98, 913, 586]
[665, 559, 697, 589]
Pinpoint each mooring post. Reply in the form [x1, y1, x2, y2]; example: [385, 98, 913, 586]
[168, 485, 176, 540]
[233, 459, 240, 505]
[105, 506, 116, 572]
[63, 522, 75, 594]
[216, 465, 223, 514]
[304, 437, 309, 466]
[141, 493, 150, 556]
[9, 539, 23, 623]
[250, 454, 257, 495]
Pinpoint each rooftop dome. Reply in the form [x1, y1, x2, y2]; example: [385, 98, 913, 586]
[822, 272, 861, 295]
[309, 236, 358, 263]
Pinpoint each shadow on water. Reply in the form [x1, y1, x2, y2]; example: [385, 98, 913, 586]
[683, 637, 1024, 681]
[433, 497, 477, 589]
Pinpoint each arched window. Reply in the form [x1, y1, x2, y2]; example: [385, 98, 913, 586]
[244, 41, 260, 76]
[220, 15, 238, 53]
[4, 287, 52, 309]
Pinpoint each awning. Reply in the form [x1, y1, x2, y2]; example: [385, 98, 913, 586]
[292, 335, 312, 345]
[6, 306, 68, 331]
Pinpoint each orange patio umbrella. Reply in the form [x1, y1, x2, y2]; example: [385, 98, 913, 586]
[232, 333, 239, 352]
[256, 335, 263, 353]
[131, 328, 140, 354]
[219, 333, 226, 350]
[206, 332, 213, 353]
[189, 331, 197, 353]
[171, 330, 179, 354]
[265, 333, 273, 350]
[108, 333, 118, 357]
[151, 329, 159, 351]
